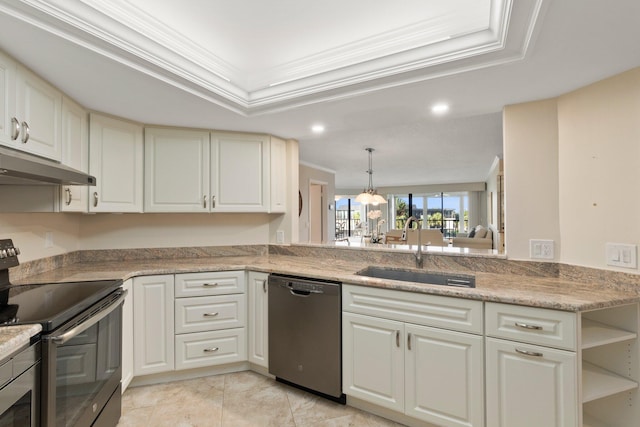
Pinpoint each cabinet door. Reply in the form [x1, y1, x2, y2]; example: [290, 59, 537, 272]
[60, 96, 88, 212]
[15, 65, 62, 160]
[210, 132, 269, 212]
[247, 271, 269, 368]
[121, 279, 134, 392]
[405, 324, 484, 427]
[342, 312, 404, 412]
[486, 337, 578, 427]
[89, 113, 143, 212]
[133, 275, 175, 376]
[0, 51, 16, 147]
[269, 136, 287, 213]
[144, 127, 210, 212]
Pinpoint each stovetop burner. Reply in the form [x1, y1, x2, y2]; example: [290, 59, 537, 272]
[0, 238, 122, 332]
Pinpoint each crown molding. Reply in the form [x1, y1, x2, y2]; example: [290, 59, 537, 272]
[1, 0, 547, 116]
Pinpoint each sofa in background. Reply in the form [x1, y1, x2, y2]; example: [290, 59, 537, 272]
[452, 225, 493, 250]
[384, 229, 445, 246]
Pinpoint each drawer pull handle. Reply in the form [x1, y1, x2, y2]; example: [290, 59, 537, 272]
[515, 322, 543, 330]
[407, 333, 412, 350]
[262, 280, 267, 293]
[203, 312, 219, 318]
[395, 330, 400, 347]
[202, 283, 218, 287]
[515, 348, 543, 357]
[11, 117, 20, 140]
[203, 347, 219, 353]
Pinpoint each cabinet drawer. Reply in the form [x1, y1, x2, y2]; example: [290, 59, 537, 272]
[485, 302, 577, 351]
[343, 284, 483, 334]
[175, 328, 246, 370]
[175, 271, 245, 297]
[175, 294, 246, 334]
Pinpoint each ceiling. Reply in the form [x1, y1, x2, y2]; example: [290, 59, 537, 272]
[0, 0, 638, 189]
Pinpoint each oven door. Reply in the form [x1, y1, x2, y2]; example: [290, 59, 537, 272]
[41, 289, 126, 427]
[0, 362, 39, 427]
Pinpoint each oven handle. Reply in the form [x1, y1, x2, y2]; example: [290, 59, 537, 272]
[47, 289, 127, 345]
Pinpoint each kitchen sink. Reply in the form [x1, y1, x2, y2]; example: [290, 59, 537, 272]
[356, 266, 476, 288]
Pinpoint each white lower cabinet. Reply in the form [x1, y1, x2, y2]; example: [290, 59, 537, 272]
[485, 337, 577, 427]
[174, 271, 246, 370]
[133, 275, 175, 376]
[342, 284, 484, 427]
[121, 279, 134, 392]
[247, 271, 269, 368]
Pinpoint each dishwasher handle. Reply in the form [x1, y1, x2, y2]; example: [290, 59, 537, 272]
[284, 281, 325, 297]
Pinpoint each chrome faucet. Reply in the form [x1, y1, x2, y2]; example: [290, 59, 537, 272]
[402, 216, 424, 268]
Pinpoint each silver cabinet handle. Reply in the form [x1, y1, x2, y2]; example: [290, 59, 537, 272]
[65, 188, 72, 205]
[211, 195, 216, 208]
[10, 117, 20, 140]
[203, 347, 219, 353]
[203, 312, 219, 317]
[515, 322, 543, 330]
[202, 282, 218, 287]
[407, 333, 412, 350]
[93, 192, 98, 207]
[20, 121, 30, 143]
[396, 331, 400, 347]
[203, 195, 207, 209]
[515, 348, 544, 357]
[262, 279, 267, 293]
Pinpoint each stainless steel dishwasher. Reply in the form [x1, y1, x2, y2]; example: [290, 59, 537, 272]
[268, 274, 344, 402]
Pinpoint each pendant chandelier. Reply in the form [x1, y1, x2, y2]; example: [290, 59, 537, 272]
[355, 148, 387, 205]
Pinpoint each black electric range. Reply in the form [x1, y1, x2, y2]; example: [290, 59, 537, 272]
[0, 238, 126, 427]
[0, 239, 122, 331]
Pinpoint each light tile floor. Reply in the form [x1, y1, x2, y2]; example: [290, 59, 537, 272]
[118, 371, 406, 427]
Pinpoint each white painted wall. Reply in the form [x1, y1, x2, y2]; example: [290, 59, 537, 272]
[504, 67, 640, 272]
[557, 68, 640, 270]
[0, 213, 81, 262]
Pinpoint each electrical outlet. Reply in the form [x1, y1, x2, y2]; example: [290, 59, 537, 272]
[276, 230, 285, 244]
[530, 239, 554, 260]
[606, 243, 637, 269]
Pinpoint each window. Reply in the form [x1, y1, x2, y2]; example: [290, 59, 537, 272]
[335, 196, 365, 239]
[388, 191, 469, 237]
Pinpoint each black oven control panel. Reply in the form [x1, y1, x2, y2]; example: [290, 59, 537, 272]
[0, 239, 20, 269]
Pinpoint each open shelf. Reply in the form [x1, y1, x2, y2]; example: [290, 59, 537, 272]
[582, 413, 606, 427]
[582, 362, 638, 403]
[582, 318, 637, 350]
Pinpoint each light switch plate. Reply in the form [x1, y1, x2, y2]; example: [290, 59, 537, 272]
[606, 243, 637, 269]
[276, 230, 285, 244]
[530, 239, 554, 260]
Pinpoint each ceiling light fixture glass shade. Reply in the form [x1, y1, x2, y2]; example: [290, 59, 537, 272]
[355, 148, 387, 205]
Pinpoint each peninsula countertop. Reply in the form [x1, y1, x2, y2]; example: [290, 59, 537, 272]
[10, 254, 640, 312]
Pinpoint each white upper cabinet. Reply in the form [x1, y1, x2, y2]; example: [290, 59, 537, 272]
[210, 131, 269, 212]
[269, 136, 287, 213]
[89, 113, 144, 213]
[0, 51, 16, 147]
[60, 96, 89, 212]
[14, 64, 62, 161]
[143, 128, 283, 213]
[144, 127, 210, 212]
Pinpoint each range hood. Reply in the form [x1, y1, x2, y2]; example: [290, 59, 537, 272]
[0, 146, 96, 185]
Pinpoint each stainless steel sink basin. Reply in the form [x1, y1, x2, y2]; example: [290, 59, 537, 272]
[356, 266, 475, 288]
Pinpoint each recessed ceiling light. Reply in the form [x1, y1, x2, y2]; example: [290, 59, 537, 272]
[431, 103, 450, 115]
[311, 124, 325, 134]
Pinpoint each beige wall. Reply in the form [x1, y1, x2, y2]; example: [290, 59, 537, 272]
[557, 68, 640, 270]
[503, 98, 560, 260]
[504, 67, 640, 272]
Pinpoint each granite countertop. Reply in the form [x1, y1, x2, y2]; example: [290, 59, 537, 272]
[3, 252, 639, 355]
[0, 324, 41, 361]
[11, 254, 640, 312]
